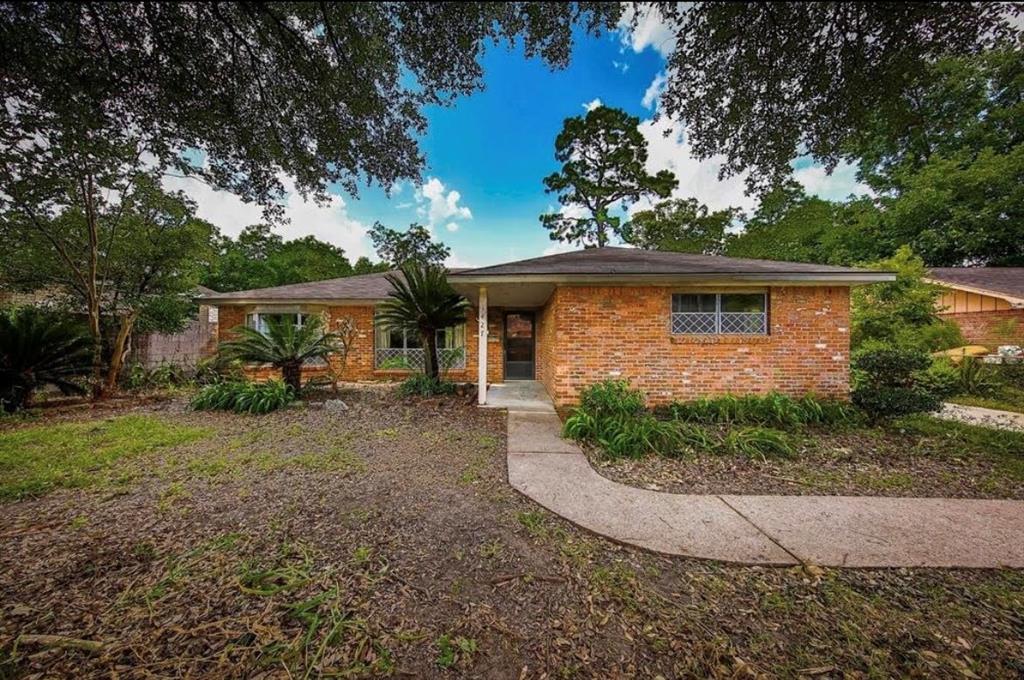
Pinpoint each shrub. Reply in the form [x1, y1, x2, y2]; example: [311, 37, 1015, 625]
[397, 374, 456, 397]
[190, 379, 295, 414]
[578, 379, 645, 419]
[721, 427, 795, 461]
[663, 392, 856, 427]
[193, 354, 245, 385]
[378, 356, 413, 371]
[850, 347, 941, 421]
[125, 362, 190, 391]
[916, 358, 960, 400]
[957, 356, 996, 396]
[1, 307, 91, 412]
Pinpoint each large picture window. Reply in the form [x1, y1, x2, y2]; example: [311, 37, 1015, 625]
[245, 312, 307, 335]
[671, 293, 767, 335]
[374, 321, 466, 370]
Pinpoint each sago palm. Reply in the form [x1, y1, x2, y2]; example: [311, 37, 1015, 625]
[0, 308, 92, 411]
[220, 315, 338, 393]
[376, 262, 469, 379]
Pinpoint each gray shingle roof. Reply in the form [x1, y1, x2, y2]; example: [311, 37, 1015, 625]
[451, 247, 884, 277]
[197, 271, 397, 302]
[928, 267, 1024, 301]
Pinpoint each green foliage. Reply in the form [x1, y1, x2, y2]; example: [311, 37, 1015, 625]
[652, 3, 1017, 193]
[220, 315, 339, 393]
[1, 3, 619, 213]
[851, 348, 941, 420]
[435, 634, 477, 669]
[622, 197, 738, 255]
[397, 374, 456, 397]
[721, 427, 795, 461]
[125, 362, 191, 391]
[0, 415, 208, 500]
[664, 393, 857, 428]
[956, 357, 997, 396]
[203, 224, 375, 293]
[190, 380, 295, 414]
[917, 359, 961, 401]
[368, 222, 450, 267]
[377, 356, 413, 371]
[578, 380, 646, 419]
[376, 261, 469, 379]
[0, 307, 91, 411]
[193, 354, 245, 386]
[540, 106, 677, 247]
[851, 246, 963, 352]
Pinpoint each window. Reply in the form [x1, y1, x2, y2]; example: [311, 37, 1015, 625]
[671, 293, 767, 335]
[245, 312, 307, 336]
[374, 320, 466, 370]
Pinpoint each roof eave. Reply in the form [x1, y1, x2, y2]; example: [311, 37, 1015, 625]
[196, 297, 388, 306]
[448, 272, 897, 285]
[923, 278, 1024, 306]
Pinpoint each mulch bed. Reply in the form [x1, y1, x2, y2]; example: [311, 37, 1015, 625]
[2, 390, 1023, 678]
[587, 426, 1024, 500]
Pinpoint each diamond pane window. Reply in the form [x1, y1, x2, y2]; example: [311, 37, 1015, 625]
[670, 293, 768, 335]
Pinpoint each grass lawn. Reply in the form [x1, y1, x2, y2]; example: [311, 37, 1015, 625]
[2, 391, 1023, 678]
[948, 393, 1024, 414]
[589, 415, 1024, 499]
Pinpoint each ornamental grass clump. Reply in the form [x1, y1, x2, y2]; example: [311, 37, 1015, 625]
[663, 392, 857, 428]
[190, 379, 295, 414]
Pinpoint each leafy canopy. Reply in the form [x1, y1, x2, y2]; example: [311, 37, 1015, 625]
[648, 2, 1020, 193]
[541, 106, 677, 247]
[376, 262, 469, 379]
[622, 198, 738, 255]
[369, 222, 450, 268]
[0, 2, 620, 215]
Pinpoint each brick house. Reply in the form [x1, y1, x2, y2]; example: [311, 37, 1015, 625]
[926, 268, 1024, 349]
[200, 248, 893, 408]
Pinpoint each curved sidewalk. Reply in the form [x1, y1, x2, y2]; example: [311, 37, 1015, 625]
[506, 411, 1024, 568]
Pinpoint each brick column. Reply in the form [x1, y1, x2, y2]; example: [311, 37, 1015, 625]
[478, 286, 488, 404]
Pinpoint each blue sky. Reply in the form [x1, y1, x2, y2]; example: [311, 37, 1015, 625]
[167, 17, 866, 268]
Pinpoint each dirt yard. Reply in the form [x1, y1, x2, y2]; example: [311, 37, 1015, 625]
[1, 389, 1023, 678]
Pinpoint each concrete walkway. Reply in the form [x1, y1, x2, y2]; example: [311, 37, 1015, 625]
[937, 402, 1024, 433]
[506, 411, 1024, 568]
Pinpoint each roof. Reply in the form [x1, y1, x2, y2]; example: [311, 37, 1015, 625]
[451, 247, 891, 281]
[197, 271, 397, 303]
[927, 267, 1024, 303]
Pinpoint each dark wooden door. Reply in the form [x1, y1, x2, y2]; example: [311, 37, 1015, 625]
[504, 312, 535, 380]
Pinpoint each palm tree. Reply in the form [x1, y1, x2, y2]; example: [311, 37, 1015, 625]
[376, 261, 469, 380]
[220, 315, 338, 393]
[0, 308, 92, 411]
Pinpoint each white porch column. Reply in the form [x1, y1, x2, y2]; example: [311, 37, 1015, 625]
[477, 286, 488, 405]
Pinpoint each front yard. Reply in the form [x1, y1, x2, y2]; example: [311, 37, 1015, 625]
[2, 389, 1024, 677]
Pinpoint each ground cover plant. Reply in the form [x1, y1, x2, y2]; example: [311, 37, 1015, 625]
[1, 390, 1023, 677]
[190, 379, 295, 414]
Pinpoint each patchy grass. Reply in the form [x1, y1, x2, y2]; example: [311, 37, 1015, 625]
[0, 415, 209, 500]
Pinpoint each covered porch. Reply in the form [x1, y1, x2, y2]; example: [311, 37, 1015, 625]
[448, 280, 554, 406]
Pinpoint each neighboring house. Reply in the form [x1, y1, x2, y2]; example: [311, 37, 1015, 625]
[926, 268, 1024, 349]
[199, 247, 893, 408]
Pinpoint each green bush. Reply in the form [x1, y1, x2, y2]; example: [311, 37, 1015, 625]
[956, 356, 997, 396]
[850, 347, 941, 420]
[721, 427, 795, 461]
[917, 358, 960, 400]
[578, 379, 645, 419]
[662, 392, 856, 427]
[397, 374, 456, 397]
[193, 354, 245, 385]
[125, 362, 191, 391]
[564, 410, 711, 461]
[190, 379, 295, 414]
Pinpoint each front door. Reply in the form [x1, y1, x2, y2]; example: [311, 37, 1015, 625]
[504, 312, 535, 380]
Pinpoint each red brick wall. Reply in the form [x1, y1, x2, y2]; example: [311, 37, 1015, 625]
[543, 285, 851, 407]
[938, 309, 1024, 348]
[535, 298, 557, 401]
[216, 303, 499, 385]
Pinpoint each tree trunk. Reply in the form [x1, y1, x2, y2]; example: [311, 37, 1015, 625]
[82, 172, 105, 400]
[87, 292, 104, 399]
[281, 362, 302, 394]
[105, 313, 138, 393]
[423, 330, 440, 380]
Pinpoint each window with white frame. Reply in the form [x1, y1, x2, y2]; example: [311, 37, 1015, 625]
[245, 312, 308, 335]
[373, 320, 466, 370]
[671, 293, 768, 335]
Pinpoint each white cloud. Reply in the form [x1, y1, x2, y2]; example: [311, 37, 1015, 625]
[792, 161, 871, 201]
[414, 177, 472, 229]
[444, 222, 459, 233]
[641, 72, 668, 110]
[618, 4, 676, 57]
[444, 252, 478, 269]
[162, 173, 372, 259]
[612, 60, 629, 74]
[583, 98, 603, 112]
[542, 240, 581, 256]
